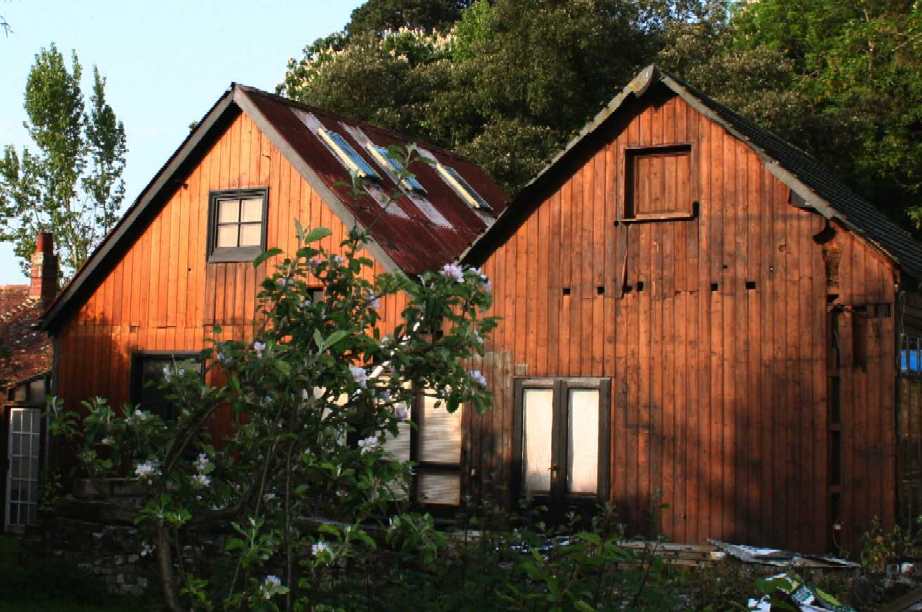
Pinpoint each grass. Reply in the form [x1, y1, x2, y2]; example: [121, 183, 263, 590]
[0, 535, 156, 611]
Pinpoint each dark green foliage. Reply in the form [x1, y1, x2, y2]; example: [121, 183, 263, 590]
[282, 0, 922, 233]
[281, 0, 675, 191]
[0, 44, 127, 278]
[657, 0, 922, 228]
[0, 536, 153, 612]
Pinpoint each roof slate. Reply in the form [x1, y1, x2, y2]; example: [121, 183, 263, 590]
[0, 285, 51, 389]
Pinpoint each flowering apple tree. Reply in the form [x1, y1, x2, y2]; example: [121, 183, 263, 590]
[111, 222, 496, 611]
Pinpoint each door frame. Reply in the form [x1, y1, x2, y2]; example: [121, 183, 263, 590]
[511, 377, 611, 511]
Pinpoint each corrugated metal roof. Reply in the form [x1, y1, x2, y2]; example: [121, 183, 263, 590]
[464, 65, 922, 280]
[239, 86, 507, 275]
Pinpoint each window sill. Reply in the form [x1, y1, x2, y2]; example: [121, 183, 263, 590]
[208, 247, 264, 263]
[618, 202, 699, 224]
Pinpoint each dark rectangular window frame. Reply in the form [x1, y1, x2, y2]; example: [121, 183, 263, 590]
[409, 390, 464, 512]
[623, 143, 697, 223]
[206, 188, 269, 263]
[130, 351, 204, 421]
[511, 377, 612, 505]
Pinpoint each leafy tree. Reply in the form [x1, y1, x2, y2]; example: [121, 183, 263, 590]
[0, 44, 127, 278]
[347, 0, 472, 35]
[51, 221, 495, 610]
[658, 0, 922, 227]
[282, 0, 679, 191]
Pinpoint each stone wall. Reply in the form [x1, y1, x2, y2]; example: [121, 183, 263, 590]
[24, 480, 156, 597]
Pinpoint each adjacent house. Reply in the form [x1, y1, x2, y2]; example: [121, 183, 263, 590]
[37, 84, 507, 509]
[2, 233, 57, 531]
[38, 66, 922, 551]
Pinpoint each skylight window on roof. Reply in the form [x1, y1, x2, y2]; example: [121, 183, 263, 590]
[317, 127, 380, 181]
[367, 145, 426, 193]
[434, 163, 492, 213]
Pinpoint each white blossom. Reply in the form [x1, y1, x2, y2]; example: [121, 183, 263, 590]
[140, 542, 155, 557]
[277, 276, 290, 287]
[358, 435, 380, 454]
[194, 453, 211, 473]
[253, 341, 267, 357]
[126, 409, 152, 426]
[440, 262, 465, 283]
[469, 369, 488, 388]
[394, 402, 410, 422]
[135, 459, 160, 480]
[260, 575, 285, 600]
[350, 366, 368, 388]
[312, 540, 331, 556]
[191, 473, 211, 488]
[100, 436, 115, 446]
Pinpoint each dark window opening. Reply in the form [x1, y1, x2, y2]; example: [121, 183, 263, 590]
[207, 188, 268, 263]
[829, 431, 842, 487]
[710, 282, 719, 292]
[131, 353, 202, 421]
[829, 376, 841, 425]
[596, 286, 605, 295]
[745, 280, 757, 290]
[625, 144, 693, 218]
[636, 281, 644, 292]
[562, 287, 571, 296]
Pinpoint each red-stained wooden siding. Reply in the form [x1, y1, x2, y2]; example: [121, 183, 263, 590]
[473, 91, 897, 552]
[55, 112, 407, 420]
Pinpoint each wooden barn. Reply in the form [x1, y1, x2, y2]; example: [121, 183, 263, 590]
[38, 66, 922, 552]
[462, 66, 922, 552]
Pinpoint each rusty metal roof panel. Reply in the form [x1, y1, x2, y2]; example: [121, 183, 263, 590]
[239, 87, 507, 275]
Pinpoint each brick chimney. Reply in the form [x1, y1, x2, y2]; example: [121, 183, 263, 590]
[29, 232, 58, 307]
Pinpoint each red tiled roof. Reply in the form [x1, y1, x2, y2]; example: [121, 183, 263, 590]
[241, 87, 508, 274]
[0, 285, 51, 389]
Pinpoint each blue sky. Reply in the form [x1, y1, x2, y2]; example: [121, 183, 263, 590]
[0, 0, 362, 284]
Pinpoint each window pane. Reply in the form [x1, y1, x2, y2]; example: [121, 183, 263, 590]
[523, 388, 554, 494]
[417, 473, 460, 505]
[567, 389, 599, 494]
[240, 198, 263, 222]
[239, 223, 262, 247]
[381, 420, 411, 462]
[419, 394, 462, 464]
[216, 225, 238, 248]
[217, 199, 240, 223]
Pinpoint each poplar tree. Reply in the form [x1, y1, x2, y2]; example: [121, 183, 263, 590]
[0, 44, 127, 278]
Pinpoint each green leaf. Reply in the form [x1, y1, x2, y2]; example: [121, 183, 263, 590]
[252, 248, 282, 268]
[313, 329, 325, 350]
[303, 227, 332, 243]
[274, 360, 291, 376]
[323, 330, 349, 350]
